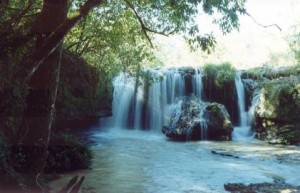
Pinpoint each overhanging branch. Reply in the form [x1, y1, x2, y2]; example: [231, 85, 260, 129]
[20, 0, 103, 83]
[123, 0, 175, 48]
[244, 10, 282, 31]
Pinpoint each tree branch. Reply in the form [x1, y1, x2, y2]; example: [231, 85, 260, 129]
[244, 10, 282, 31]
[123, 0, 153, 47]
[123, 0, 175, 48]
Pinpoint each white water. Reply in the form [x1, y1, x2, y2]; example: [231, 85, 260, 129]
[111, 73, 136, 128]
[106, 68, 206, 132]
[50, 130, 300, 193]
[232, 72, 253, 140]
[192, 67, 204, 99]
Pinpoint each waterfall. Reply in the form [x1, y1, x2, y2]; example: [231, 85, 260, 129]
[106, 67, 208, 133]
[232, 71, 253, 140]
[103, 68, 260, 141]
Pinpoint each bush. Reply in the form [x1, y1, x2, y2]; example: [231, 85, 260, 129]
[45, 132, 93, 173]
[203, 62, 236, 88]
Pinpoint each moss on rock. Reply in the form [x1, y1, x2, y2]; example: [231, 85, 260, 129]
[255, 76, 300, 145]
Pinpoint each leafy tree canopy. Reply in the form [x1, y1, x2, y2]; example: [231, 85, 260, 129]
[63, 0, 247, 78]
[1, 0, 246, 78]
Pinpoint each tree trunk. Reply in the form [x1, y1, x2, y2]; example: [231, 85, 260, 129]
[20, 0, 69, 190]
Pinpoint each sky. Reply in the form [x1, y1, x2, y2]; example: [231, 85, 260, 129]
[154, 0, 300, 69]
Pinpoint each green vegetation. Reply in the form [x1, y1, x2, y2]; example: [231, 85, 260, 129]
[45, 132, 92, 173]
[203, 62, 236, 88]
[246, 65, 300, 80]
[56, 51, 111, 119]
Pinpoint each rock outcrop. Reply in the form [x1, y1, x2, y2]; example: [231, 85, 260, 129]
[162, 96, 233, 141]
[54, 51, 113, 130]
[254, 76, 300, 145]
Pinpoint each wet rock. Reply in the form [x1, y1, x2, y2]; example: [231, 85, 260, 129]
[211, 150, 239, 159]
[205, 103, 233, 140]
[224, 182, 300, 193]
[162, 96, 233, 141]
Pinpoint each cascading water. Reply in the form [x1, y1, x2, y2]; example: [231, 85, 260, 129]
[147, 70, 165, 131]
[199, 103, 208, 140]
[192, 67, 203, 98]
[107, 67, 208, 137]
[107, 68, 188, 131]
[232, 71, 253, 140]
[111, 73, 136, 128]
[104, 68, 261, 141]
[192, 67, 208, 140]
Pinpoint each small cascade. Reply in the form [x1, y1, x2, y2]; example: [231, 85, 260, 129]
[199, 103, 208, 140]
[165, 69, 185, 104]
[232, 71, 253, 140]
[192, 67, 204, 99]
[133, 84, 144, 130]
[248, 83, 261, 128]
[111, 73, 136, 128]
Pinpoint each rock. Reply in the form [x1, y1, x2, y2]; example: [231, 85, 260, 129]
[162, 97, 202, 141]
[162, 96, 233, 141]
[254, 76, 300, 145]
[205, 103, 233, 140]
[211, 150, 239, 159]
[224, 182, 300, 193]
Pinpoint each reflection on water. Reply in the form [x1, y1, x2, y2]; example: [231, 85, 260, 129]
[50, 129, 300, 193]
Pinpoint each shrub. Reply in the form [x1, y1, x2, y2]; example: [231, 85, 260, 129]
[45, 132, 93, 173]
[203, 62, 236, 88]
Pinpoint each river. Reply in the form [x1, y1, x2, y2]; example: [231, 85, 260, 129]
[50, 128, 300, 193]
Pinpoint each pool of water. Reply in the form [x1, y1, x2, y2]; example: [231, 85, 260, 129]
[50, 128, 300, 193]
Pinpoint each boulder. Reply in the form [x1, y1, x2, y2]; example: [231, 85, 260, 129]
[205, 103, 233, 140]
[162, 96, 233, 141]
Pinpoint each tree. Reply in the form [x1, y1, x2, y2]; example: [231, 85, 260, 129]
[1, 0, 103, 190]
[0, 0, 246, 190]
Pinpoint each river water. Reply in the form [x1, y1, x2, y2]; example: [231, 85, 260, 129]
[50, 128, 300, 193]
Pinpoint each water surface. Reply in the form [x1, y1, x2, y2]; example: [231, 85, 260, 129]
[51, 128, 300, 193]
